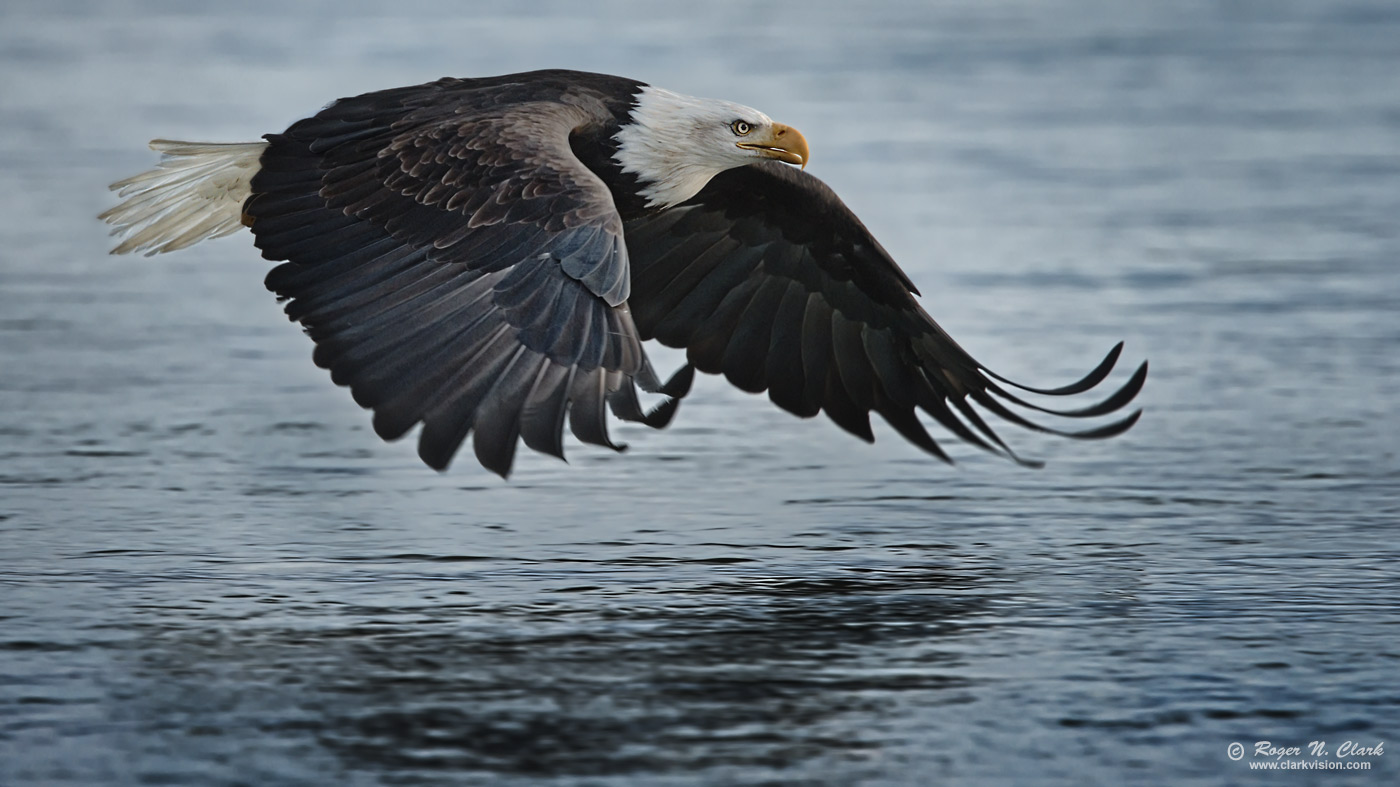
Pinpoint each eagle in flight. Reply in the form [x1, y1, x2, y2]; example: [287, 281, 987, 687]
[101, 69, 1146, 477]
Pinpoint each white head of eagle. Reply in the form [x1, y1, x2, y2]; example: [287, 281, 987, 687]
[614, 85, 809, 210]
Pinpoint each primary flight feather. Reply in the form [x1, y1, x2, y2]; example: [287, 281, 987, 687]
[101, 69, 1146, 477]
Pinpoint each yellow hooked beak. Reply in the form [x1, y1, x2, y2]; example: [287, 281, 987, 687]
[736, 123, 810, 169]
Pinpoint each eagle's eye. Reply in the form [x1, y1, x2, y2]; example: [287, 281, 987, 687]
[730, 120, 753, 136]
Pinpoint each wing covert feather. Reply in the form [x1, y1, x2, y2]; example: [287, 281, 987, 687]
[246, 73, 682, 476]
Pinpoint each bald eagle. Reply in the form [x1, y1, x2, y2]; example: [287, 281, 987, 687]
[101, 69, 1145, 477]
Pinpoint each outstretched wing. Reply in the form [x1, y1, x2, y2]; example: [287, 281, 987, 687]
[623, 161, 1146, 466]
[247, 76, 682, 477]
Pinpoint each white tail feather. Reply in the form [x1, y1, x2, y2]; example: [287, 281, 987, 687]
[100, 139, 268, 256]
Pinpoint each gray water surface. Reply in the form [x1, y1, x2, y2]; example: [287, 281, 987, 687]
[2, 1, 1398, 785]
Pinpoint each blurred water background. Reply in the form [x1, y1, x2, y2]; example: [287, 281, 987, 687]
[2, 1, 1397, 784]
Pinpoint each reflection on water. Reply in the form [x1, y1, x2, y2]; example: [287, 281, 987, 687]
[97, 562, 989, 783]
[3, 0, 1399, 784]
[136, 565, 974, 772]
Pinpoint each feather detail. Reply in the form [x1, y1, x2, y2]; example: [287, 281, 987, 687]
[100, 140, 267, 255]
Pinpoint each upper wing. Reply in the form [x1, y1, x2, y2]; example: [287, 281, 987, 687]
[623, 161, 1146, 466]
[247, 77, 682, 477]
